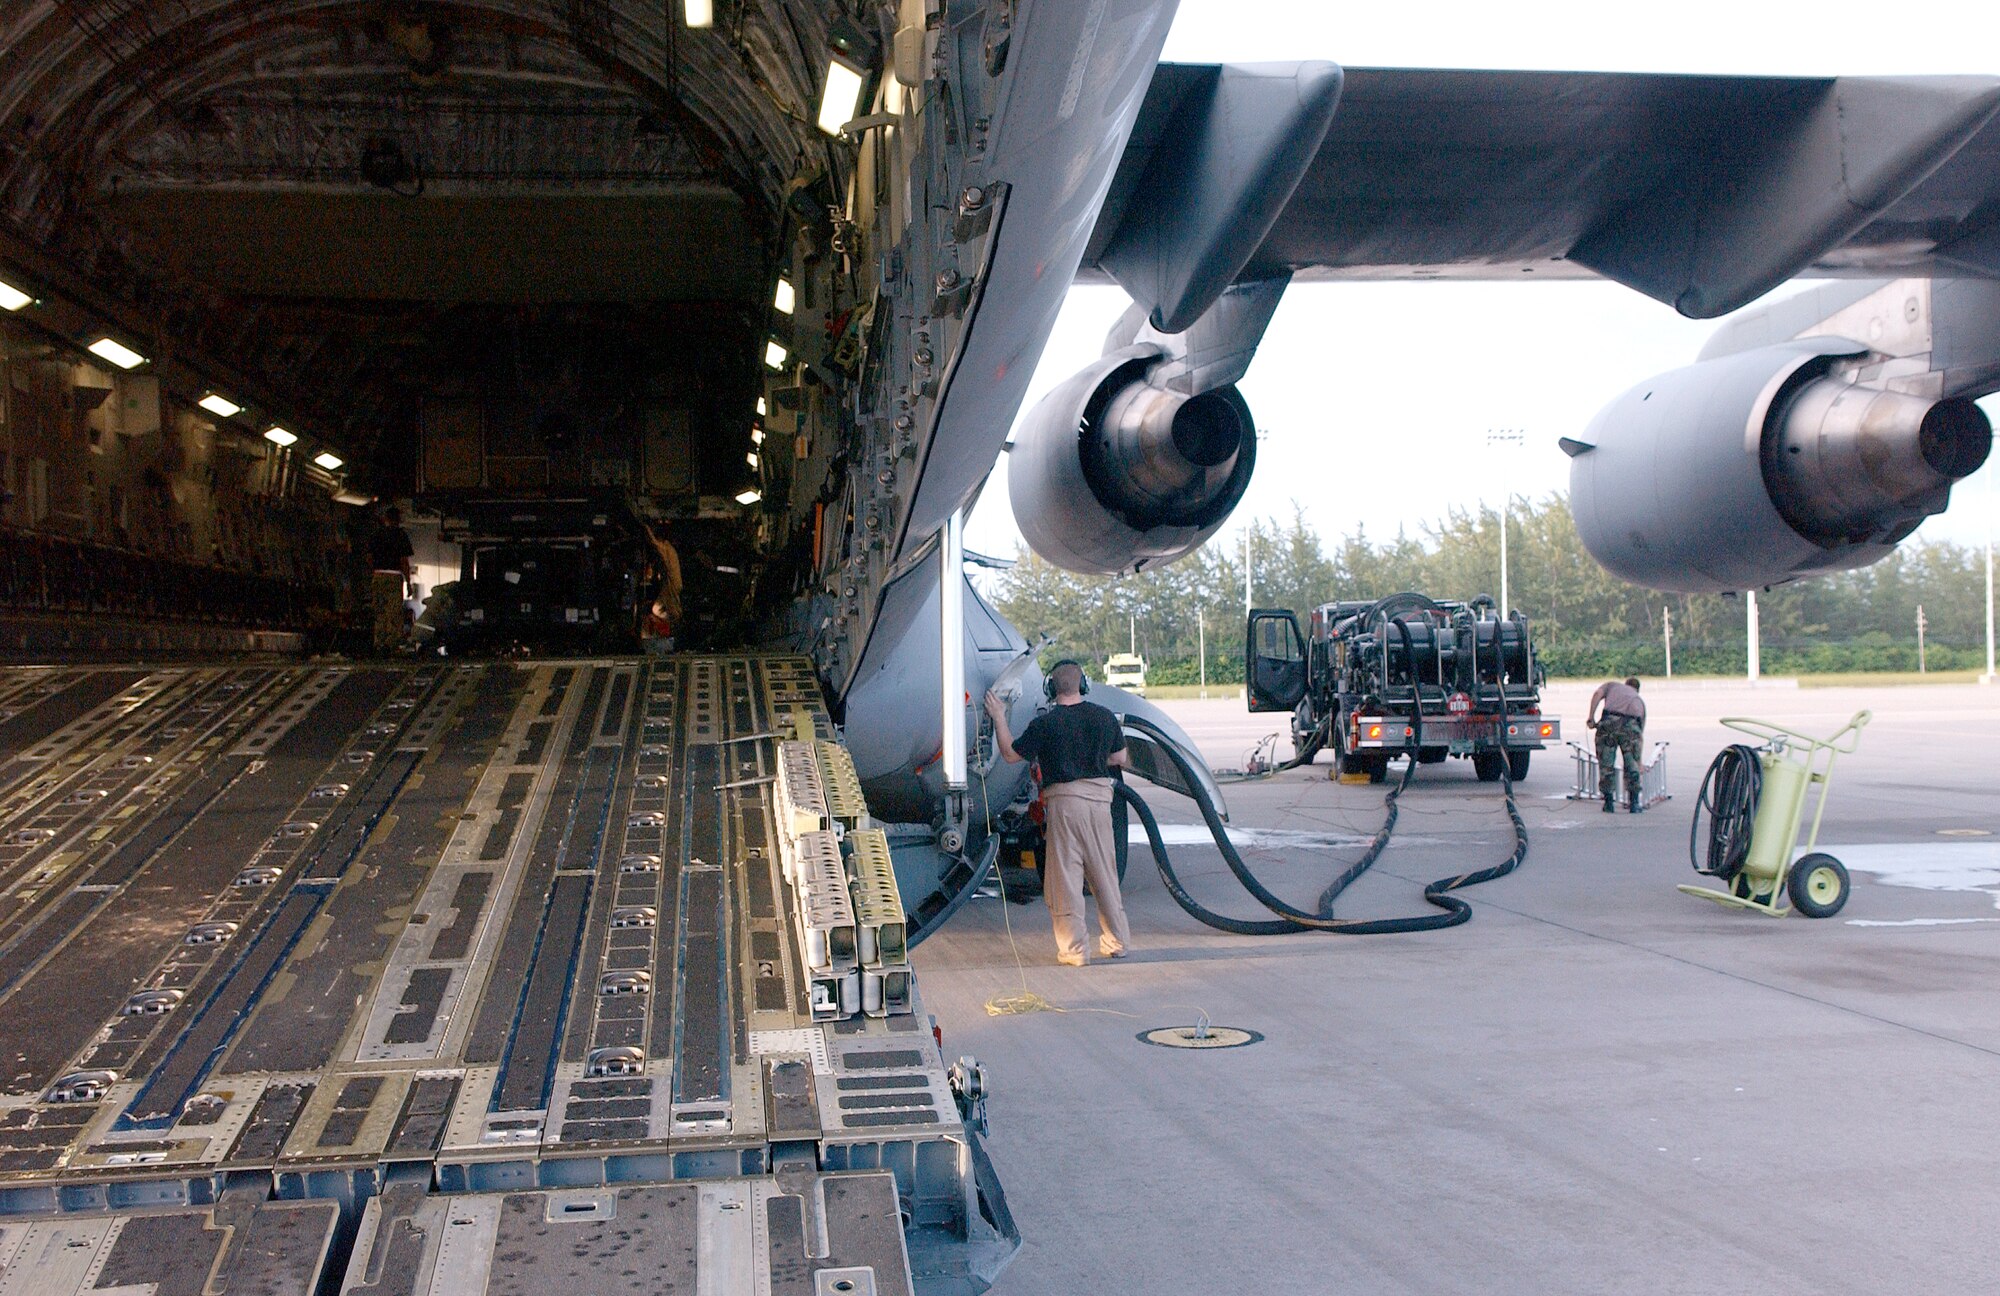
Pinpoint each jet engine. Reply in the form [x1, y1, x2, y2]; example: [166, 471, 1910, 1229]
[1008, 347, 1256, 574]
[1568, 338, 1992, 592]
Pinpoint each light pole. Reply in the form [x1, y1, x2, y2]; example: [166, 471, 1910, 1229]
[1198, 608, 1207, 699]
[1747, 589, 1761, 683]
[1663, 605, 1674, 679]
[1984, 461, 1996, 684]
[1917, 604, 1928, 674]
[1486, 429, 1525, 617]
[1243, 524, 1253, 615]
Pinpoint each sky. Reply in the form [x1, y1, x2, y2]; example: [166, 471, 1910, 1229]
[961, 0, 2000, 567]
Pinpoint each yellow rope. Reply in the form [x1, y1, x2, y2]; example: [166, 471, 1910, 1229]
[983, 818, 1060, 1016]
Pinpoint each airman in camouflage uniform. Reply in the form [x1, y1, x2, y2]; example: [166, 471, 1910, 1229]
[1588, 676, 1647, 813]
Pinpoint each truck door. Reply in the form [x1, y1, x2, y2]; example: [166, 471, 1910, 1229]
[1245, 609, 1308, 712]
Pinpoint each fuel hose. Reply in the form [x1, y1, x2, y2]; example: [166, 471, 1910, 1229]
[1690, 744, 1762, 879]
[1117, 616, 1530, 937]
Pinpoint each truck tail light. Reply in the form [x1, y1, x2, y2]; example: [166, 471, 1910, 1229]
[1367, 724, 1382, 739]
[1540, 724, 1553, 737]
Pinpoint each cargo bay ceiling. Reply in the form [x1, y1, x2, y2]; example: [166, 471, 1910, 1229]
[0, 0, 863, 488]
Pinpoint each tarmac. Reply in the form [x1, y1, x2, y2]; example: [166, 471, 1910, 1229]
[915, 680, 2000, 1295]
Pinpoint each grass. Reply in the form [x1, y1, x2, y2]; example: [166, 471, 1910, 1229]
[1120, 683, 1243, 700]
[1795, 669, 1986, 688]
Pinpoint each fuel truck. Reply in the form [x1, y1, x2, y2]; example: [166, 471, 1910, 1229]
[1246, 593, 1559, 781]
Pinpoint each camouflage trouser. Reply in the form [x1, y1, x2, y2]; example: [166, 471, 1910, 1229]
[1596, 713, 1644, 801]
[372, 571, 406, 655]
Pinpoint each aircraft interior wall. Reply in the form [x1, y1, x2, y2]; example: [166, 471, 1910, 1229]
[0, 319, 348, 655]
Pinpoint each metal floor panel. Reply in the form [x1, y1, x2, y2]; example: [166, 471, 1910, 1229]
[0, 657, 1013, 1295]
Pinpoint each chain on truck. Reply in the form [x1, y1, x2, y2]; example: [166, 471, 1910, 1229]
[1245, 592, 1560, 779]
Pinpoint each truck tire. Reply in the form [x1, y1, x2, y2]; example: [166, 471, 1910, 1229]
[1366, 756, 1388, 784]
[1472, 752, 1503, 782]
[1507, 750, 1531, 781]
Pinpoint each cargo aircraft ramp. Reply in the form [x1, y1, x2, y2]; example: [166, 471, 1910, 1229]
[0, 658, 1014, 1295]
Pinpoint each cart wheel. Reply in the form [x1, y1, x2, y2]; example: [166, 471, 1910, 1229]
[1787, 853, 1850, 918]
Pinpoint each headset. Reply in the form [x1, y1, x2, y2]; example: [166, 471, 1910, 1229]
[1043, 659, 1089, 700]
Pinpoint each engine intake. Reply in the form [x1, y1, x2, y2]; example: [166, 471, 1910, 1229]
[1009, 348, 1256, 574]
[1569, 338, 1991, 592]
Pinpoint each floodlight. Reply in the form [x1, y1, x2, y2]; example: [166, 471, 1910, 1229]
[0, 280, 31, 312]
[755, 397, 767, 416]
[774, 278, 795, 314]
[264, 427, 298, 447]
[313, 451, 344, 470]
[735, 489, 762, 506]
[87, 338, 146, 370]
[198, 394, 242, 418]
[751, 428, 765, 445]
[764, 341, 788, 369]
[817, 59, 867, 135]
[684, 0, 713, 27]
[746, 451, 759, 469]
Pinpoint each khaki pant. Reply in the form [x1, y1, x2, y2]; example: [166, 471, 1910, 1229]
[1041, 779, 1130, 963]
[371, 571, 406, 655]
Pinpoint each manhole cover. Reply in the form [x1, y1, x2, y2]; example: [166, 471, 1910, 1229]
[1937, 828, 1993, 837]
[1137, 1025, 1262, 1051]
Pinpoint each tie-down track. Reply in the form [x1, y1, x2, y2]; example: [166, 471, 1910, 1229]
[0, 657, 1015, 1295]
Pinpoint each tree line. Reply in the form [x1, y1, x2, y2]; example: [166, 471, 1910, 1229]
[988, 496, 1996, 682]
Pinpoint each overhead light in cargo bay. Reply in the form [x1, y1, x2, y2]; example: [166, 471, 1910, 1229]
[87, 338, 146, 370]
[0, 280, 31, 312]
[751, 428, 764, 445]
[313, 451, 344, 470]
[735, 488, 762, 506]
[755, 397, 767, 416]
[263, 426, 298, 447]
[197, 393, 242, 418]
[683, 0, 713, 27]
[746, 451, 759, 469]
[774, 278, 795, 315]
[764, 340, 788, 370]
[817, 59, 867, 135]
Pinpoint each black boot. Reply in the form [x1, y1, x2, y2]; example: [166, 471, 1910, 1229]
[1628, 792, 1644, 814]
[1602, 794, 1615, 814]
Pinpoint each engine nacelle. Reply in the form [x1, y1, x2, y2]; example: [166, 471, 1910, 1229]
[1009, 347, 1256, 574]
[1569, 339, 1992, 592]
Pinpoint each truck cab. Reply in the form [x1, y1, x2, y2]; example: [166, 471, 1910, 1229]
[1103, 653, 1148, 696]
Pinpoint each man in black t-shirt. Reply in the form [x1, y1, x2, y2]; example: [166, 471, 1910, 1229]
[984, 662, 1131, 966]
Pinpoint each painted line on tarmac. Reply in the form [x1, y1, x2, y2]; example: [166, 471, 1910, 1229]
[1847, 918, 2000, 927]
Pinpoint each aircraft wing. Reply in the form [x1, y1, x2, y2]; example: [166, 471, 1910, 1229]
[1081, 64, 2000, 322]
